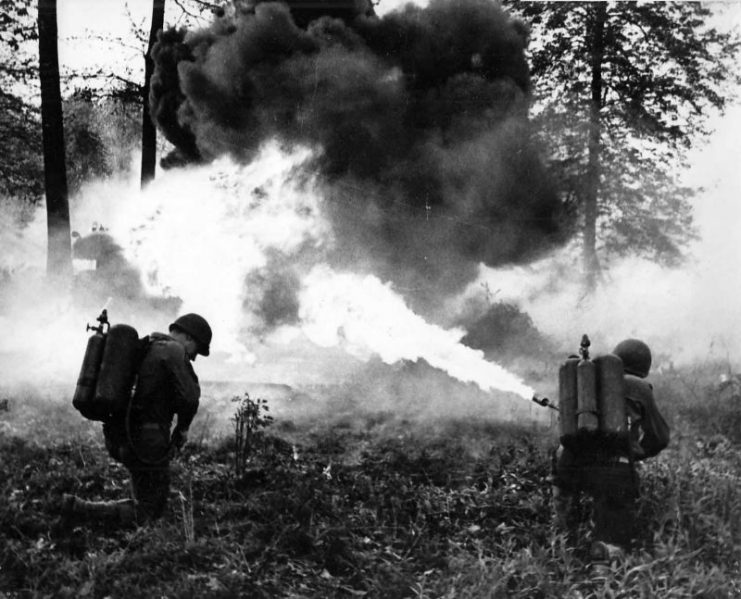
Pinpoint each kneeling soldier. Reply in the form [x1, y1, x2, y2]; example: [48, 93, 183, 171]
[64, 313, 211, 526]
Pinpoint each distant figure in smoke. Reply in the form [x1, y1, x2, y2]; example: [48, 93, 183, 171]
[551, 339, 670, 560]
[63, 314, 212, 526]
[72, 229, 144, 300]
[72, 228, 182, 315]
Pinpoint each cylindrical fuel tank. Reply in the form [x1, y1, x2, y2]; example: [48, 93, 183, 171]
[595, 353, 627, 448]
[72, 330, 107, 420]
[576, 358, 599, 434]
[558, 358, 579, 448]
[94, 324, 141, 419]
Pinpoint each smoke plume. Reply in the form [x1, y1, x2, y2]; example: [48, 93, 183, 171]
[150, 0, 571, 307]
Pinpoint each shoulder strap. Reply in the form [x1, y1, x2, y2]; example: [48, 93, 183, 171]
[137, 335, 152, 368]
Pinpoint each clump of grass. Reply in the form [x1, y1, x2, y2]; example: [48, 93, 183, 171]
[1, 369, 741, 597]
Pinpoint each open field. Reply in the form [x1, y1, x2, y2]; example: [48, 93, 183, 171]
[1, 361, 741, 598]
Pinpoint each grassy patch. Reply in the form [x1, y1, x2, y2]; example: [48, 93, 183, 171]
[1, 364, 740, 597]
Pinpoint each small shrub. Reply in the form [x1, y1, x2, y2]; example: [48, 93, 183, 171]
[231, 393, 273, 476]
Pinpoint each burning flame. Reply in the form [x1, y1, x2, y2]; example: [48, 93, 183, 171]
[0, 144, 533, 408]
[299, 266, 534, 399]
[68, 143, 537, 401]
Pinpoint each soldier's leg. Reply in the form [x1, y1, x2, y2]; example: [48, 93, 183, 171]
[551, 446, 583, 542]
[129, 463, 171, 522]
[552, 485, 580, 538]
[62, 494, 136, 527]
[591, 460, 639, 550]
[126, 423, 172, 522]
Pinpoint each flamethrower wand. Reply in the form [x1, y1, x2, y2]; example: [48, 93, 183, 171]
[531, 393, 558, 411]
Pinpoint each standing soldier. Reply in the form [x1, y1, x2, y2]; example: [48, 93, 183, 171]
[63, 313, 212, 526]
[551, 338, 670, 560]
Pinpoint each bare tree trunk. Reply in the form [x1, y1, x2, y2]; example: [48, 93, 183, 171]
[583, 2, 606, 293]
[141, 0, 165, 188]
[38, 0, 71, 279]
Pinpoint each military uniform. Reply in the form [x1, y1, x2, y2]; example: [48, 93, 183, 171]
[552, 341, 670, 551]
[123, 331, 200, 520]
[65, 315, 209, 527]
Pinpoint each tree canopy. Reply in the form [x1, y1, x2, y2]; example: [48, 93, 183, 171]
[0, 0, 43, 203]
[503, 0, 741, 284]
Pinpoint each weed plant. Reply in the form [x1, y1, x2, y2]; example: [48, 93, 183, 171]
[0, 364, 740, 597]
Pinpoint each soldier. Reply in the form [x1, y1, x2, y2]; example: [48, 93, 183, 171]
[552, 338, 670, 560]
[63, 313, 212, 526]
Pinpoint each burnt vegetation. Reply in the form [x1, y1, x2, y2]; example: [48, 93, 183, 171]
[2, 363, 741, 598]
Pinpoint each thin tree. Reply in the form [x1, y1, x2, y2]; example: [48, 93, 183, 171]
[141, 0, 166, 187]
[38, 0, 71, 278]
[505, 1, 740, 290]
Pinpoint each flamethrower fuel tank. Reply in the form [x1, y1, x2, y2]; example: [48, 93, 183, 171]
[72, 329, 107, 420]
[559, 350, 629, 454]
[558, 358, 579, 449]
[576, 358, 599, 434]
[594, 353, 628, 450]
[93, 324, 141, 421]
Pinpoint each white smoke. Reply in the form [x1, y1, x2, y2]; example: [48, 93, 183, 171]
[459, 104, 741, 367]
[0, 143, 538, 412]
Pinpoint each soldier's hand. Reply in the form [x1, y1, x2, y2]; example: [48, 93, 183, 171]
[171, 427, 189, 451]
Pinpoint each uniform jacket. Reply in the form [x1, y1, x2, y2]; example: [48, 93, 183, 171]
[132, 332, 200, 431]
[624, 374, 670, 460]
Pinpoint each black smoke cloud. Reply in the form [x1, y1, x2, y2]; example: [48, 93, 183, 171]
[150, 0, 572, 310]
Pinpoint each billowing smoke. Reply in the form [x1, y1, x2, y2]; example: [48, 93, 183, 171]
[242, 250, 302, 336]
[0, 0, 575, 433]
[150, 0, 571, 307]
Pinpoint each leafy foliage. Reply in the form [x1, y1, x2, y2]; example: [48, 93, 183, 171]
[505, 1, 741, 270]
[0, 0, 43, 203]
[1, 366, 741, 597]
[460, 301, 557, 363]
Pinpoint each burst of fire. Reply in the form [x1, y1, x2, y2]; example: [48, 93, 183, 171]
[299, 265, 534, 399]
[8, 143, 533, 402]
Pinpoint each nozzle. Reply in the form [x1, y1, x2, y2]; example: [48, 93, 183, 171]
[532, 394, 558, 411]
[532, 393, 548, 406]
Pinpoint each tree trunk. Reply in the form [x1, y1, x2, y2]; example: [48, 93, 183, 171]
[38, 0, 71, 279]
[583, 2, 606, 292]
[141, 0, 165, 188]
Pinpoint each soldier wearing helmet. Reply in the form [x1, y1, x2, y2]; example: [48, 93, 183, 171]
[614, 338, 652, 378]
[552, 338, 670, 561]
[64, 313, 212, 526]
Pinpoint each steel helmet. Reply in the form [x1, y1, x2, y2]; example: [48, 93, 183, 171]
[613, 338, 652, 378]
[170, 313, 212, 356]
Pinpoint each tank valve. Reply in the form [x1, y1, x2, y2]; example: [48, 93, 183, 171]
[86, 309, 110, 334]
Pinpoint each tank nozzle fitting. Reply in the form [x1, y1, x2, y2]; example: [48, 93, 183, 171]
[86, 309, 110, 334]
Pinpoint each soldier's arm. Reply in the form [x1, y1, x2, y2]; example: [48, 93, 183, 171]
[163, 343, 201, 431]
[625, 379, 670, 459]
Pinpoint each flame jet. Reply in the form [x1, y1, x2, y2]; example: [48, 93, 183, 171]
[300, 265, 536, 400]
